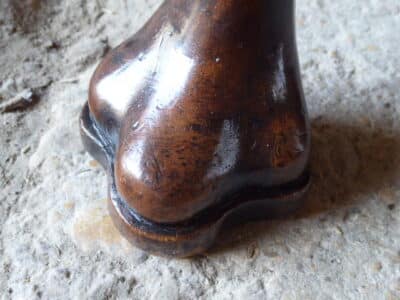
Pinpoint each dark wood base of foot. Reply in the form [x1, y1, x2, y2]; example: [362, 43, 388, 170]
[80, 104, 310, 257]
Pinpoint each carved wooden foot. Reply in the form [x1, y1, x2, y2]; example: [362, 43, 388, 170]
[80, 0, 311, 257]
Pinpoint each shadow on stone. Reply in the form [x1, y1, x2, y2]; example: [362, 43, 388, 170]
[8, 0, 47, 33]
[207, 116, 400, 256]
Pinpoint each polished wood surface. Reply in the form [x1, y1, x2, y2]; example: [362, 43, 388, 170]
[80, 0, 311, 256]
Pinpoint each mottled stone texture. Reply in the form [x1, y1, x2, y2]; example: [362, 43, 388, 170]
[0, 1, 399, 299]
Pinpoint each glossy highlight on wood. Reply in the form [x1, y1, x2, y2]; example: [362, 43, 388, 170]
[80, 0, 311, 257]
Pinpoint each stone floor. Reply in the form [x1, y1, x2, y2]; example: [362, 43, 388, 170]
[0, 0, 399, 299]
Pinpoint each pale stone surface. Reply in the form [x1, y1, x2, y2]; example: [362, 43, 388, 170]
[0, 1, 399, 299]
